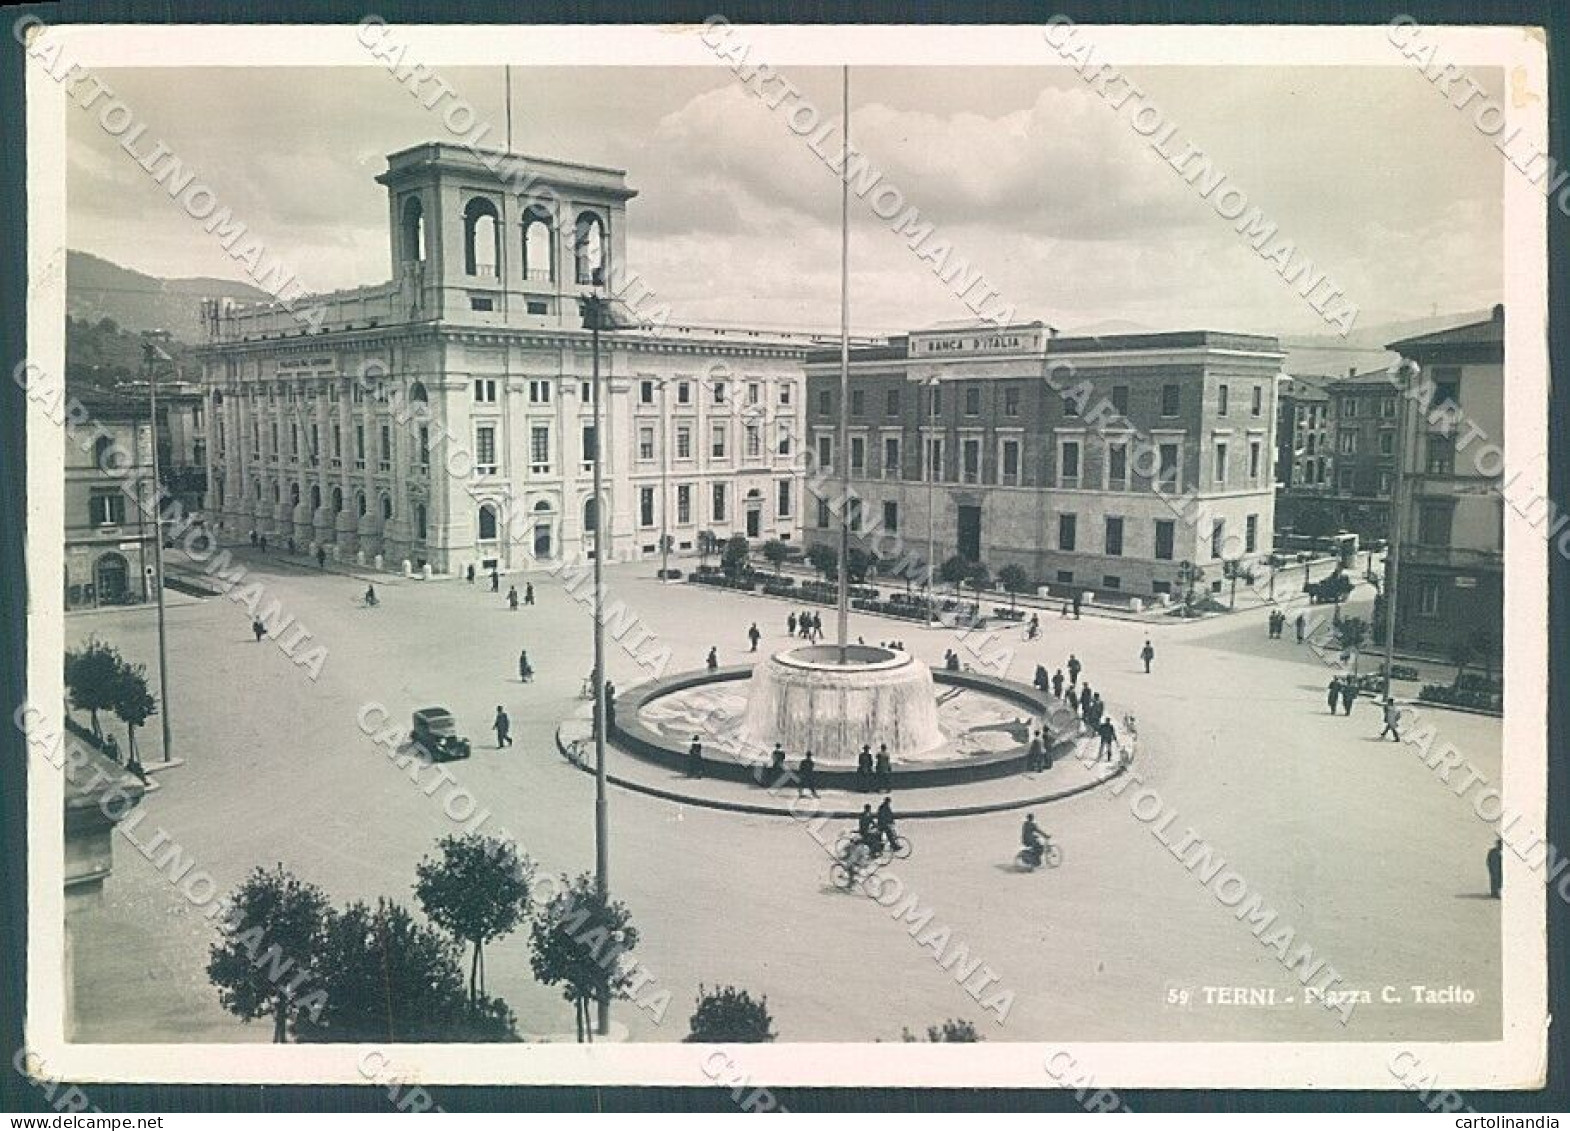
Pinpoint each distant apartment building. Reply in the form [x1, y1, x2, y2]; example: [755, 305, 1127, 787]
[120, 377, 209, 519]
[1275, 374, 1332, 492]
[1387, 305, 1505, 652]
[65, 384, 156, 610]
[804, 323, 1284, 600]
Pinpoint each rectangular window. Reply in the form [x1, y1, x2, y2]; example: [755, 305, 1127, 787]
[883, 436, 900, 478]
[886, 387, 901, 416]
[929, 385, 942, 415]
[1102, 575, 1121, 591]
[1380, 431, 1395, 456]
[1059, 440, 1080, 488]
[779, 382, 792, 406]
[1378, 471, 1393, 496]
[926, 437, 943, 482]
[354, 424, 365, 468]
[777, 422, 792, 456]
[776, 479, 791, 518]
[965, 386, 981, 416]
[849, 497, 863, 533]
[1058, 513, 1077, 551]
[89, 489, 126, 526]
[882, 500, 898, 533]
[851, 389, 865, 416]
[1338, 467, 1355, 491]
[1104, 516, 1124, 557]
[1214, 441, 1228, 486]
[1433, 377, 1460, 411]
[579, 380, 595, 403]
[1062, 391, 1080, 417]
[1251, 385, 1263, 416]
[747, 381, 761, 405]
[526, 300, 548, 315]
[1162, 384, 1180, 416]
[714, 483, 728, 523]
[711, 423, 727, 459]
[531, 425, 550, 471]
[1218, 384, 1229, 416]
[1338, 430, 1358, 455]
[638, 426, 655, 461]
[1418, 501, 1453, 545]
[818, 435, 832, 470]
[639, 380, 655, 405]
[1249, 439, 1262, 480]
[1158, 444, 1180, 491]
[1380, 396, 1397, 419]
[1417, 578, 1441, 616]
[1425, 434, 1454, 474]
[1154, 519, 1175, 561]
[1245, 514, 1259, 553]
[417, 426, 429, 467]
[1341, 397, 1358, 419]
[1210, 518, 1225, 559]
[529, 379, 551, 404]
[1111, 384, 1129, 415]
[473, 378, 498, 403]
[962, 438, 980, 483]
[639, 487, 655, 528]
[712, 381, 727, 405]
[581, 424, 597, 463]
[746, 424, 761, 459]
[676, 425, 692, 460]
[677, 484, 692, 525]
[1107, 442, 1127, 490]
[678, 381, 691, 405]
[818, 389, 832, 417]
[379, 425, 391, 471]
[1004, 387, 1021, 417]
[475, 425, 496, 473]
[1001, 439, 1020, 485]
[816, 496, 831, 528]
[850, 436, 866, 474]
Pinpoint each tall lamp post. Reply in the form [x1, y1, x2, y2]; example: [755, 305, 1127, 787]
[1380, 358, 1414, 700]
[142, 335, 175, 764]
[925, 375, 939, 620]
[579, 277, 637, 1037]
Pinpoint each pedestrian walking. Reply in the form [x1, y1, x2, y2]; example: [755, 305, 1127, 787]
[1052, 669, 1065, 698]
[363, 584, 378, 607]
[252, 618, 266, 643]
[1060, 600, 1070, 618]
[1486, 837, 1503, 898]
[258, 534, 268, 553]
[1140, 639, 1155, 674]
[1067, 654, 1081, 686]
[1027, 731, 1044, 772]
[1327, 677, 1342, 714]
[1339, 678, 1357, 717]
[316, 546, 327, 569]
[467, 563, 476, 585]
[788, 612, 798, 637]
[874, 744, 891, 792]
[856, 744, 873, 792]
[706, 646, 719, 671]
[1066, 686, 1079, 713]
[687, 735, 705, 778]
[519, 650, 533, 682]
[1026, 613, 1040, 640]
[493, 706, 513, 748]
[748, 623, 761, 652]
[248, 529, 257, 547]
[798, 751, 819, 798]
[1039, 728, 1054, 770]
[525, 583, 535, 606]
[1033, 664, 1048, 691]
[1098, 716, 1117, 762]
[104, 733, 122, 766]
[768, 743, 787, 783]
[490, 570, 499, 593]
[1295, 612, 1306, 643]
[508, 585, 519, 611]
[1072, 592, 1082, 620]
[1380, 697, 1402, 740]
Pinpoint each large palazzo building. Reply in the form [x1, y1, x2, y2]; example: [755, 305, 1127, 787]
[197, 142, 831, 574]
[804, 323, 1285, 600]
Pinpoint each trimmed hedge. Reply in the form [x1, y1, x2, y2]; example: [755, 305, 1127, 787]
[1417, 683, 1502, 713]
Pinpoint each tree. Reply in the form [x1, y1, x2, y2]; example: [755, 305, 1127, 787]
[530, 873, 640, 1042]
[1469, 627, 1499, 685]
[939, 555, 970, 597]
[696, 530, 717, 569]
[414, 834, 534, 1007]
[110, 658, 158, 765]
[1448, 638, 1475, 688]
[296, 898, 516, 1043]
[966, 561, 992, 600]
[684, 985, 776, 1043]
[207, 864, 331, 1043]
[806, 542, 838, 582]
[721, 534, 750, 578]
[845, 546, 872, 585]
[64, 638, 122, 738]
[997, 564, 1031, 610]
[1335, 616, 1369, 677]
[901, 1018, 982, 1042]
[761, 539, 789, 577]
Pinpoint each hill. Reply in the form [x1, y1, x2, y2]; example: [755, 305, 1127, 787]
[66, 249, 271, 343]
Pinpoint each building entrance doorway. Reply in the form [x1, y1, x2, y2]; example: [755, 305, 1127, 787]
[95, 553, 130, 605]
[957, 505, 982, 562]
[746, 506, 761, 539]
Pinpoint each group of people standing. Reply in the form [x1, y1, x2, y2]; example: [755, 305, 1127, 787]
[855, 743, 894, 793]
[787, 610, 825, 641]
[1031, 652, 1121, 762]
[1267, 609, 1307, 641]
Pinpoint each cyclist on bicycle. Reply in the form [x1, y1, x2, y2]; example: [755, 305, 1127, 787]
[363, 584, 378, 607]
[856, 804, 881, 857]
[876, 797, 898, 854]
[1021, 813, 1048, 865]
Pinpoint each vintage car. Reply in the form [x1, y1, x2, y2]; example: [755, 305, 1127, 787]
[410, 707, 472, 762]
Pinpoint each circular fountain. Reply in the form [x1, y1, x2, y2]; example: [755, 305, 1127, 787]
[740, 644, 945, 763]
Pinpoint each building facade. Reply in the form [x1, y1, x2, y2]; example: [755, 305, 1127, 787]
[1388, 306, 1505, 652]
[197, 143, 828, 574]
[65, 384, 157, 610]
[804, 324, 1284, 600]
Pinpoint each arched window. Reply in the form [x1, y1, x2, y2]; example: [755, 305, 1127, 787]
[582, 495, 599, 533]
[271, 483, 281, 503]
[478, 503, 499, 541]
[92, 435, 118, 473]
[382, 494, 394, 521]
[289, 483, 300, 506]
[522, 207, 553, 280]
[401, 196, 426, 263]
[575, 212, 605, 285]
[409, 381, 428, 403]
[332, 487, 343, 513]
[356, 491, 367, 518]
[464, 197, 501, 278]
[310, 485, 322, 510]
[253, 481, 262, 501]
[415, 502, 428, 541]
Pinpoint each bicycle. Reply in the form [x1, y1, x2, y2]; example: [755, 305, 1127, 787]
[830, 839, 876, 891]
[834, 827, 913, 862]
[1017, 839, 1064, 871]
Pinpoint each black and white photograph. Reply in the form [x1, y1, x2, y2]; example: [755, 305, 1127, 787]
[9, 14, 1555, 1099]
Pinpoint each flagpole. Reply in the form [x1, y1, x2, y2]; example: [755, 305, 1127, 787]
[505, 65, 514, 151]
[836, 65, 851, 665]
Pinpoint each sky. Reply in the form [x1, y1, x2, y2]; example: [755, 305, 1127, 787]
[66, 63, 1506, 339]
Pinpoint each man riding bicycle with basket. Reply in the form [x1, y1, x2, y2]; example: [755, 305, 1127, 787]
[1021, 813, 1050, 867]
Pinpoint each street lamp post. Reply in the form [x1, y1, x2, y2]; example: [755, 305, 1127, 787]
[659, 377, 671, 582]
[1381, 360, 1413, 700]
[142, 336, 174, 764]
[926, 376, 939, 620]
